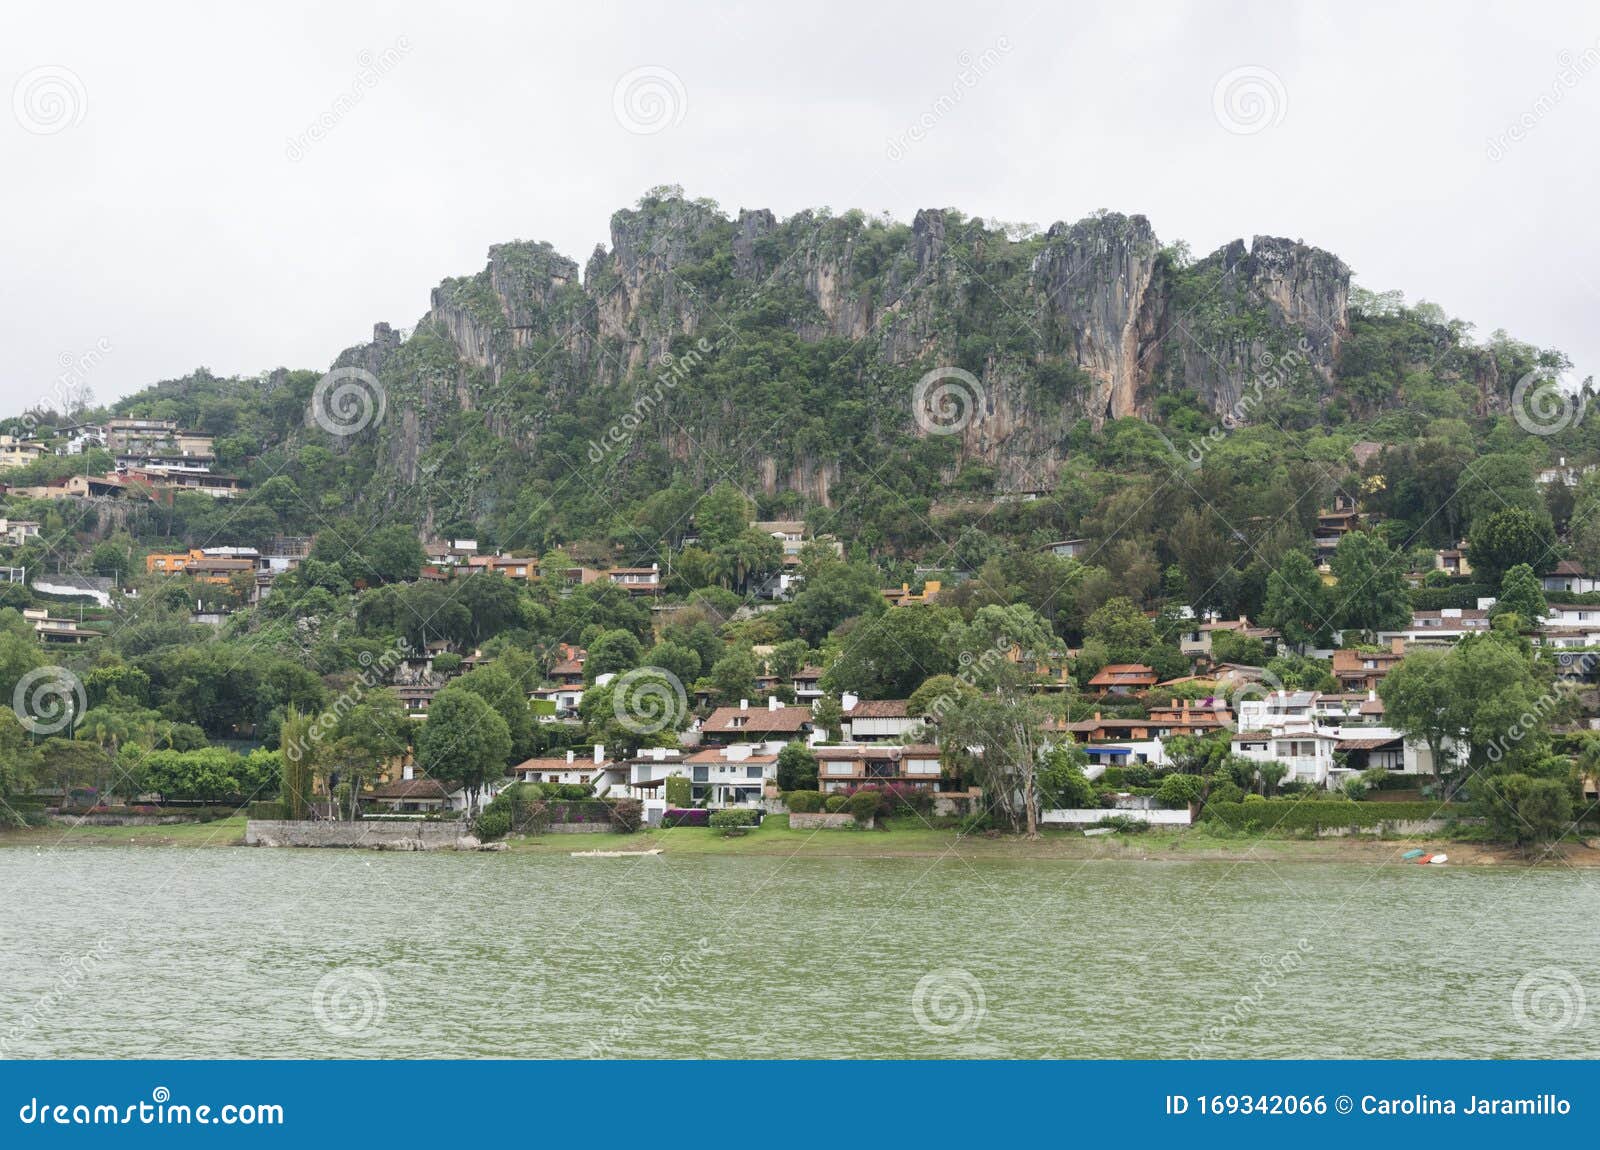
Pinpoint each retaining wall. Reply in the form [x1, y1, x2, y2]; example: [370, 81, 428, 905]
[246, 820, 485, 850]
[788, 812, 862, 829]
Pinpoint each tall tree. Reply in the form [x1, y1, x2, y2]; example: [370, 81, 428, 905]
[1260, 550, 1331, 652]
[1329, 532, 1410, 641]
[415, 687, 512, 816]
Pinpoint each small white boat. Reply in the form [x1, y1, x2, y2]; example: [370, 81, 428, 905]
[1083, 828, 1116, 837]
[1427, 852, 1448, 865]
[570, 847, 663, 858]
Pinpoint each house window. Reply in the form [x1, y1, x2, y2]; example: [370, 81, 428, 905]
[746, 766, 762, 778]
[692, 767, 708, 782]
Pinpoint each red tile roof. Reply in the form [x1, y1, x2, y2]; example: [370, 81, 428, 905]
[846, 699, 910, 718]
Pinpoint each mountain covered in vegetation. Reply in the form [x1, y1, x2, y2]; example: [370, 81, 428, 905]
[20, 185, 1577, 568]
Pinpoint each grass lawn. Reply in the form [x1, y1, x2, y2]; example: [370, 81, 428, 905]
[0, 815, 249, 848]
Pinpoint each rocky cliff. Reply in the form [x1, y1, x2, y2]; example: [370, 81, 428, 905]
[338, 191, 1354, 501]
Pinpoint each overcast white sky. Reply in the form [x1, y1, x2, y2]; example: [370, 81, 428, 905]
[2, 0, 1597, 413]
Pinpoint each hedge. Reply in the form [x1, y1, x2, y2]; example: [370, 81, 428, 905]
[1201, 799, 1473, 831]
[785, 790, 824, 813]
[709, 809, 760, 828]
[662, 808, 709, 828]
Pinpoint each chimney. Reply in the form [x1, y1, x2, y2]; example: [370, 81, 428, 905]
[566, 749, 574, 764]
[402, 763, 414, 781]
[768, 696, 779, 711]
[594, 744, 605, 764]
[1391, 637, 1406, 654]
[842, 691, 859, 712]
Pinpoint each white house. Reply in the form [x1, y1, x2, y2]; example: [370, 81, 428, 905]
[1541, 560, 1600, 595]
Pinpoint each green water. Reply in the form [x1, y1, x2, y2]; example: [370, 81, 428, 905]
[2, 848, 1596, 1058]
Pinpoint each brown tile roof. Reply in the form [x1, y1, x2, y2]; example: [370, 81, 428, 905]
[1335, 736, 1402, 751]
[548, 658, 585, 676]
[701, 705, 814, 733]
[514, 756, 612, 773]
[370, 777, 450, 800]
[1087, 664, 1159, 687]
[846, 699, 910, 718]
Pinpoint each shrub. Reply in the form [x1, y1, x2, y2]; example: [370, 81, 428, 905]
[1243, 793, 1266, 804]
[846, 790, 882, 823]
[474, 809, 512, 840]
[785, 789, 824, 813]
[1155, 773, 1204, 809]
[247, 800, 288, 820]
[709, 809, 759, 828]
[824, 795, 849, 813]
[661, 808, 710, 828]
[955, 811, 992, 835]
[1095, 815, 1151, 834]
[1205, 780, 1246, 806]
[608, 798, 644, 833]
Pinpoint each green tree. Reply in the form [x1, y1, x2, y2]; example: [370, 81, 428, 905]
[1260, 550, 1330, 652]
[776, 742, 819, 791]
[822, 605, 957, 699]
[415, 687, 512, 815]
[585, 629, 644, 683]
[1476, 772, 1573, 848]
[1329, 532, 1410, 641]
[1489, 562, 1547, 623]
[1467, 506, 1555, 587]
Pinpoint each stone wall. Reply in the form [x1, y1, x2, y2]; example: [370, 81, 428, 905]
[543, 822, 616, 834]
[1316, 818, 1463, 838]
[246, 819, 489, 850]
[788, 812, 862, 830]
[1040, 808, 1192, 827]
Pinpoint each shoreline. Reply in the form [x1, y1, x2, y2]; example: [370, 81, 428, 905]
[3, 816, 1598, 867]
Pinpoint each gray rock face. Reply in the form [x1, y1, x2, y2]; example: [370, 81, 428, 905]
[335, 198, 1355, 493]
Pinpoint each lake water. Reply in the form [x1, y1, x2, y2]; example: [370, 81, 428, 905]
[2, 847, 1597, 1059]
